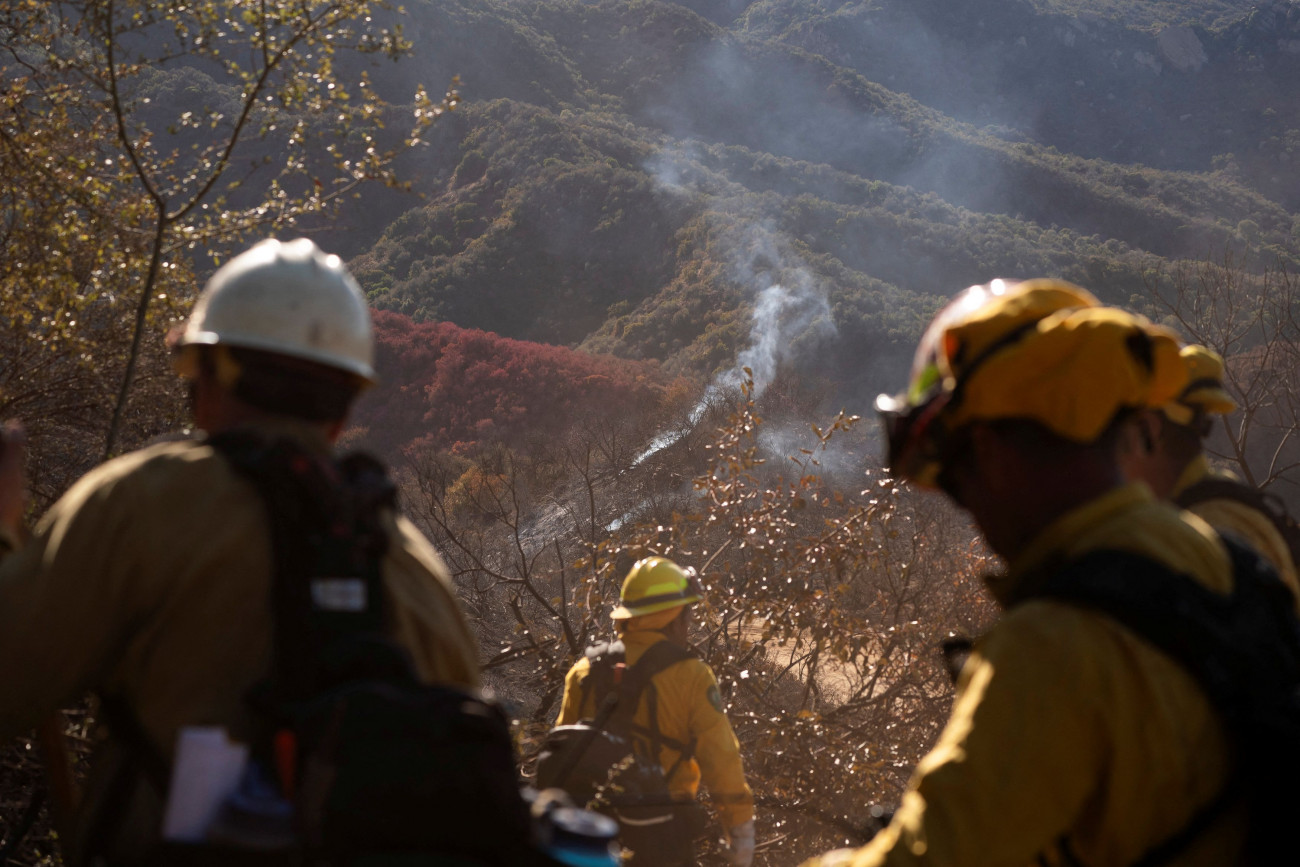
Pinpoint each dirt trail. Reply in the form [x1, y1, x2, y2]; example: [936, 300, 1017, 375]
[736, 620, 861, 705]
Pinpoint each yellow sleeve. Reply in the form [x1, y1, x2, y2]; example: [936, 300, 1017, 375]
[557, 658, 591, 725]
[685, 663, 754, 829]
[800, 608, 1109, 867]
[1187, 498, 1300, 602]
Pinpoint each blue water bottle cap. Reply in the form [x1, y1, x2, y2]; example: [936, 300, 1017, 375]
[546, 807, 621, 867]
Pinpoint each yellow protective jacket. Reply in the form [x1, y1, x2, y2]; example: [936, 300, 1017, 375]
[0, 418, 481, 865]
[801, 484, 1245, 867]
[557, 627, 755, 829]
[1172, 454, 1299, 599]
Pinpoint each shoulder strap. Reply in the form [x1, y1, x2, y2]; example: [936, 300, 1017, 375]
[1176, 477, 1300, 564]
[1038, 550, 1236, 705]
[617, 640, 695, 710]
[1175, 476, 1265, 512]
[1031, 540, 1300, 866]
[580, 640, 696, 750]
[209, 431, 395, 703]
[1039, 540, 1300, 732]
[614, 640, 697, 764]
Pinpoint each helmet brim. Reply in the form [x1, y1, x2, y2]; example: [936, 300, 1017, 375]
[611, 572, 704, 620]
[610, 594, 701, 620]
[177, 328, 377, 382]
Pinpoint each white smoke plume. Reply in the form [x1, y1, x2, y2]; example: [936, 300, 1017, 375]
[632, 148, 837, 465]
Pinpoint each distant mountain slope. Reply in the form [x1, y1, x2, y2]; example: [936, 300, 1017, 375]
[739, 0, 1300, 204]
[344, 0, 1298, 411]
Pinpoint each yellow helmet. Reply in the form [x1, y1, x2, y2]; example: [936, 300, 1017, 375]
[876, 278, 1188, 488]
[1162, 344, 1237, 426]
[610, 557, 702, 621]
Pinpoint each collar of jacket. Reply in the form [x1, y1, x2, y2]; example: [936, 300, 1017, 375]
[619, 627, 671, 648]
[211, 416, 335, 458]
[984, 482, 1232, 606]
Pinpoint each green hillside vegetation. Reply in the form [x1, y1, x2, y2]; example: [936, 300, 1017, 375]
[343, 0, 1298, 417]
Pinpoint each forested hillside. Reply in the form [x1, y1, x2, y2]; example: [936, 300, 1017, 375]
[330, 0, 1300, 441]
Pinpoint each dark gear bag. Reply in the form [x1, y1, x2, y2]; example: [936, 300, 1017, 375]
[1030, 538, 1300, 867]
[204, 432, 556, 866]
[1175, 475, 1300, 573]
[536, 640, 708, 865]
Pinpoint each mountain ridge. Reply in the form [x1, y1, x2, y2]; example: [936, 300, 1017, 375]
[336, 0, 1299, 414]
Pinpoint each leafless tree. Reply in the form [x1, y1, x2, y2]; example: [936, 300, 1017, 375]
[1149, 250, 1300, 499]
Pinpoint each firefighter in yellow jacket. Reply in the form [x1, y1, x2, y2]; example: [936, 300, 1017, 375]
[557, 556, 755, 867]
[802, 279, 1250, 866]
[0, 239, 481, 865]
[1120, 343, 1299, 597]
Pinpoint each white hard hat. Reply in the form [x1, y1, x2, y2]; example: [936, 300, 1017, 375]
[178, 238, 376, 381]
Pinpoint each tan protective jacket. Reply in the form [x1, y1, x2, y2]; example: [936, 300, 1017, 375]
[558, 627, 755, 829]
[1172, 454, 1299, 599]
[801, 484, 1246, 867]
[0, 419, 481, 865]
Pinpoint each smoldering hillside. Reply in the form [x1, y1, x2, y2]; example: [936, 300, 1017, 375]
[339, 0, 1298, 460]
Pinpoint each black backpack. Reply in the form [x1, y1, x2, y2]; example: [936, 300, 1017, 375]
[1029, 538, 1300, 866]
[535, 640, 708, 863]
[1176, 475, 1300, 573]
[200, 432, 555, 866]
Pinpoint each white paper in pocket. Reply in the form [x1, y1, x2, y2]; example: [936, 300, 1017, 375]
[160, 726, 249, 842]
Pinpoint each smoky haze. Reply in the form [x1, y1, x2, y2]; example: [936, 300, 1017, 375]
[336, 0, 1298, 468]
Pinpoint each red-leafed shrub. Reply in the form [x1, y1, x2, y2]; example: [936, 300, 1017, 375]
[351, 310, 676, 458]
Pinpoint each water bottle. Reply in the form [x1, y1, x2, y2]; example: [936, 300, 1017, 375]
[544, 806, 621, 867]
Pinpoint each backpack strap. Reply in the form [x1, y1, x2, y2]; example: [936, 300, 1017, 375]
[615, 640, 695, 714]
[1031, 539, 1300, 866]
[576, 639, 697, 763]
[1038, 540, 1300, 716]
[1175, 476, 1269, 513]
[612, 640, 698, 768]
[1175, 476, 1300, 567]
[84, 434, 400, 859]
[209, 431, 397, 703]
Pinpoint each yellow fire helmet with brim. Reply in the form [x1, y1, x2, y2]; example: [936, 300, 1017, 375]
[610, 556, 703, 621]
[876, 278, 1189, 490]
[1161, 344, 1238, 427]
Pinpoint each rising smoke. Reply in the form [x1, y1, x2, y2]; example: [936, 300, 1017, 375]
[633, 147, 838, 466]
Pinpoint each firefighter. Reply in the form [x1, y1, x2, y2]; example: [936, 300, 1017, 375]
[801, 279, 1250, 865]
[557, 556, 755, 867]
[1120, 343, 1299, 597]
[0, 239, 481, 865]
